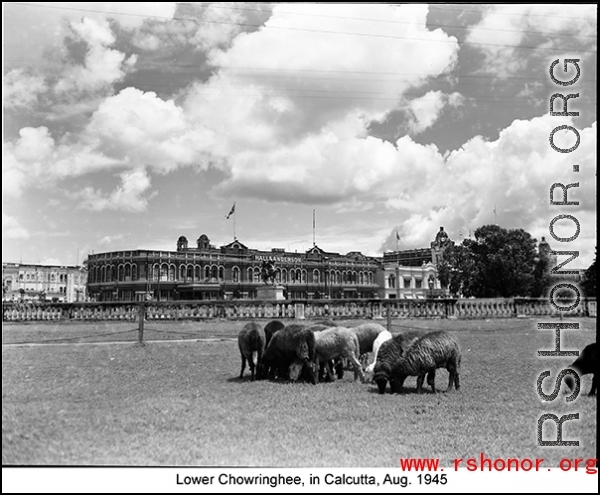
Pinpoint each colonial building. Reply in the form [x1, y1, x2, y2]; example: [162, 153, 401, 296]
[85, 227, 454, 302]
[377, 227, 452, 299]
[85, 235, 381, 302]
[2, 263, 87, 302]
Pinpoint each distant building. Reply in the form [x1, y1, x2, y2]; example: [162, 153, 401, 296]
[2, 263, 87, 302]
[85, 227, 453, 302]
[378, 227, 453, 299]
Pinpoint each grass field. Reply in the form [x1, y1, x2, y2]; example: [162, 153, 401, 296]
[2, 317, 596, 467]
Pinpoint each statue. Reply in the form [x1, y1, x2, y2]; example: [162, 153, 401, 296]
[260, 260, 277, 285]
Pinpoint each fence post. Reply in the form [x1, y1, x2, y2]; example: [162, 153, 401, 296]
[386, 302, 391, 331]
[138, 302, 145, 344]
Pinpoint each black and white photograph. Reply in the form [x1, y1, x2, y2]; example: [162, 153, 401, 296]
[2, 2, 597, 492]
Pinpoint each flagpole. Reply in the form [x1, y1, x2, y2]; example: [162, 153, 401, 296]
[234, 206, 236, 240]
[313, 209, 316, 247]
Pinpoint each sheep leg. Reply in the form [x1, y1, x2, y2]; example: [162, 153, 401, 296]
[346, 352, 365, 383]
[391, 375, 407, 394]
[416, 374, 425, 394]
[447, 359, 459, 391]
[239, 354, 246, 379]
[589, 374, 596, 396]
[426, 370, 436, 393]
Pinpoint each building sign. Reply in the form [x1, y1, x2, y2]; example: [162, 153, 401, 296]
[254, 254, 303, 264]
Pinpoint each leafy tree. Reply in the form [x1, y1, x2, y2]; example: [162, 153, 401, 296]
[439, 225, 539, 298]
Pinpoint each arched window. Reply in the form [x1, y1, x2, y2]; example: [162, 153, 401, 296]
[125, 264, 131, 280]
[180, 265, 186, 280]
[211, 266, 218, 280]
[389, 274, 396, 289]
[219, 267, 224, 281]
[132, 265, 137, 281]
[187, 266, 194, 280]
[301, 270, 307, 283]
[195, 266, 201, 280]
[205, 266, 210, 280]
[161, 264, 168, 281]
[247, 267, 253, 282]
[232, 267, 240, 283]
[313, 269, 320, 284]
[169, 265, 175, 281]
[281, 269, 287, 283]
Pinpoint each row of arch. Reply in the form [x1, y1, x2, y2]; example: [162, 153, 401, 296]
[88, 263, 375, 285]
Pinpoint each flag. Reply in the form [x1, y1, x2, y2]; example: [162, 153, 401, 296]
[226, 203, 236, 219]
[396, 230, 400, 241]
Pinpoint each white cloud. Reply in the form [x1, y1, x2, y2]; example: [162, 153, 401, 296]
[379, 116, 596, 266]
[74, 168, 154, 212]
[3, 69, 48, 109]
[406, 91, 464, 134]
[55, 17, 137, 94]
[466, 5, 597, 76]
[2, 214, 30, 240]
[2, 127, 120, 198]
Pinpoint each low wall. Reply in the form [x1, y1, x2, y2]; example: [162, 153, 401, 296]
[2, 297, 595, 322]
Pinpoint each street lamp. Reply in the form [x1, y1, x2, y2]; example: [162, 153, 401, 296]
[428, 276, 434, 300]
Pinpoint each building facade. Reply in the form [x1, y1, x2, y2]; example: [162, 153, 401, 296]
[2, 263, 87, 302]
[377, 227, 453, 299]
[85, 227, 454, 302]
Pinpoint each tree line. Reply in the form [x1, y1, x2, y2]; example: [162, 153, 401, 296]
[437, 225, 596, 299]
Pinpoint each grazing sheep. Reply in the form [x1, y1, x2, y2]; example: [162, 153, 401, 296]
[264, 320, 285, 347]
[564, 342, 596, 396]
[258, 324, 317, 384]
[372, 330, 426, 394]
[365, 330, 393, 375]
[237, 322, 266, 381]
[390, 330, 461, 394]
[315, 327, 364, 383]
[350, 322, 387, 366]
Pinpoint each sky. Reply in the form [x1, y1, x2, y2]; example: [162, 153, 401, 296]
[2, 3, 597, 269]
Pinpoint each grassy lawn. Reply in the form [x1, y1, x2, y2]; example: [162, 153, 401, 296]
[2, 317, 596, 467]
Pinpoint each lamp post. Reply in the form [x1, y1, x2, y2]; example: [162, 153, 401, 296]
[428, 276, 434, 300]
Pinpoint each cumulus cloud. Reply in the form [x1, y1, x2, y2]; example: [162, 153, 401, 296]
[380, 115, 596, 256]
[55, 17, 137, 94]
[85, 88, 217, 173]
[405, 90, 464, 134]
[3, 69, 48, 109]
[2, 214, 30, 239]
[74, 168, 155, 212]
[132, 2, 254, 52]
[466, 5, 597, 76]
[2, 126, 119, 198]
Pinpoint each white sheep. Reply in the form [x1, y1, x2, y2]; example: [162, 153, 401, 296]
[364, 330, 393, 375]
[314, 327, 364, 383]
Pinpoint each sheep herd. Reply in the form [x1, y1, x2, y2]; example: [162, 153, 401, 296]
[238, 319, 462, 395]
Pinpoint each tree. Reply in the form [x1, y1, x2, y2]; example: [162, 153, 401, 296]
[580, 248, 597, 298]
[439, 225, 539, 298]
[437, 243, 480, 297]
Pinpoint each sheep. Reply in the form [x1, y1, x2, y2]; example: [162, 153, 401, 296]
[390, 330, 461, 394]
[364, 330, 393, 376]
[314, 327, 365, 383]
[237, 321, 266, 381]
[564, 342, 596, 396]
[350, 322, 387, 366]
[264, 320, 285, 347]
[258, 324, 317, 384]
[372, 330, 426, 394]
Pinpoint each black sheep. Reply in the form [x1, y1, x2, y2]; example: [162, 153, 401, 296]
[258, 324, 317, 384]
[564, 342, 597, 397]
[264, 320, 285, 347]
[390, 330, 461, 394]
[237, 321, 266, 381]
[372, 330, 426, 394]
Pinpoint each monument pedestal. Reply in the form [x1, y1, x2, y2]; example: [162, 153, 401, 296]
[256, 285, 286, 300]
